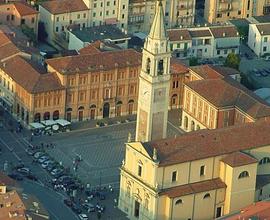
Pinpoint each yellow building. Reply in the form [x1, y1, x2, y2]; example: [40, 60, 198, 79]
[118, 1, 270, 219]
[204, 0, 253, 24]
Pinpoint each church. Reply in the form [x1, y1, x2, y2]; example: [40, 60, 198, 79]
[118, 1, 270, 219]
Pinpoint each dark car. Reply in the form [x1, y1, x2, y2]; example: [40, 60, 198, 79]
[26, 174, 38, 181]
[13, 163, 24, 170]
[64, 199, 73, 207]
[8, 173, 23, 181]
[71, 203, 82, 214]
[96, 191, 106, 200]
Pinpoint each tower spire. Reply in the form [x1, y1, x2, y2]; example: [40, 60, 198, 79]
[148, 0, 166, 40]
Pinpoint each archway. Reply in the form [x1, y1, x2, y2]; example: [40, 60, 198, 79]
[78, 106, 84, 121]
[103, 103, 110, 118]
[34, 113, 41, 122]
[128, 100, 134, 115]
[66, 108, 72, 122]
[90, 104, 96, 119]
[43, 112, 50, 120]
[184, 116, 188, 130]
[191, 120, 195, 131]
[53, 110, 59, 120]
[116, 101, 122, 117]
[171, 94, 177, 109]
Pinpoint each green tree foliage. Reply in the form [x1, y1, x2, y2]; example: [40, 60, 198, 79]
[189, 57, 198, 66]
[225, 53, 241, 70]
[21, 24, 37, 44]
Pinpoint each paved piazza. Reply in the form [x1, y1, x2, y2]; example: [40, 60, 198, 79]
[32, 121, 183, 188]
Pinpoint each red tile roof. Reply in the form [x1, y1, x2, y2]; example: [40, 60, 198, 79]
[167, 29, 192, 41]
[223, 201, 270, 220]
[46, 49, 142, 74]
[14, 2, 38, 16]
[160, 178, 226, 198]
[142, 120, 270, 166]
[41, 0, 88, 14]
[185, 78, 270, 119]
[189, 29, 212, 38]
[190, 65, 224, 79]
[170, 58, 189, 74]
[209, 26, 239, 38]
[1, 55, 64, 93]
[221, 152, 257, 167]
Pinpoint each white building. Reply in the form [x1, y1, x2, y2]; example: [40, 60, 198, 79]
[248, 23, 270, 57]
[68, 25, 130, 51]
[168, 25, 240, 59]
[39, 0, 129, 47]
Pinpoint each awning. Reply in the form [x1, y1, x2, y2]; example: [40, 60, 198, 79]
[29, 122, 45, 129]
[55, 119, 71, 127]
[40, 120, 57, 126]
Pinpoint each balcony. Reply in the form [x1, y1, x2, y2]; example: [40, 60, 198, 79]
[128, 14, 144, 24]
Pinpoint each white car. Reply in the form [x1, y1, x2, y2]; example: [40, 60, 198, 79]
[78, 214, 88, 220]
[17, 167, 30, 175]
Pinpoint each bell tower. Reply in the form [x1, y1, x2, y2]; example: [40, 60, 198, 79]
[135, 0, 171, 142]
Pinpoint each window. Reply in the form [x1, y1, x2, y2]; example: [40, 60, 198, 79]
[238, 171, 249, 179]
[56, 17, 59, 22]
[77, 14, 80, 19]
[224, 49, 228, 54]
[123, 4, 126, 9]
[203, 193, 210, 199]
[264, 37, 268, 42]
[175, 199, 182, 205]
[171, 171, 177, 182]
[263, 46, 267, 52]
[31, 17, 35, 23]
[138, 165, 142, 177]
[259, 157, 270, 165]
[55, 27, 59, 32]
[217, 50, 220, 55]
[83, 13, 86, 18]
[21, 19, 25, 25]
[200, 165, 205, 176]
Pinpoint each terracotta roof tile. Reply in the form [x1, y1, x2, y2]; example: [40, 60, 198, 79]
[160, 178, 226, 198]
[142, 120, 270, 166]
[185, 78, 270, 119]
[223, 201, 270, 220]
[209, 26, 239, 38]
[170, 58, 189, 74]
[167, 29, 192, 41]
[46, 49, 142, 74]
[13, 2, 38, 16]
[41, 0, 88, 14]
[1, 55, 64, 93]
[189, 29, 212, 38]
[190, 65, 224, 79]
[221, 151, 257, 167]
[0, 190, 26, 220]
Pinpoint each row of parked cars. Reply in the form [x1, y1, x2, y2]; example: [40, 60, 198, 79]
[252, 68, 270, 77]
[8, 165, 38, 181]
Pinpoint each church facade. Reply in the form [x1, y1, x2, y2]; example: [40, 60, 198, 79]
[118, 1, 270, 219]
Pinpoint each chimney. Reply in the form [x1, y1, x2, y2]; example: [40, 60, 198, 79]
[261, 31, 264, 35]
[3, 63, 6, 68]
[222, 32, 226, 37]
[27, 41, 30, 47]
[124, 30, 127, 35]
[180, 35, 183, 40]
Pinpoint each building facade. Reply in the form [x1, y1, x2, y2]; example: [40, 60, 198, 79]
[0, 2, 39, 33]
[204, 0, 253, 24]
[128, 0, 196, 34]
[180, 65, 270, 132]
[248, 23, 270, 57]
[168, 25, 240, 59]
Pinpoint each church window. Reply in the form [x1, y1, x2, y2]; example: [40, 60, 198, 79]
[200, 165, 205, 176]
[146, 58, 151, 74]
[138, 165, 142, 177]
[238, 171, 249, 179]
[175, 199, 183, 205]
[259, 157, 270, 165]
[158, 60, 164, 75]
[203, 193, 210, 199]
[171, 171, 177, 182]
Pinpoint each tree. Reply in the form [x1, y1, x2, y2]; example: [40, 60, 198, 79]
[225, 53, 241, 70]
[38, 22, 48, 42]
[21, 24, 37, 44]
[189, 57, 198, 66]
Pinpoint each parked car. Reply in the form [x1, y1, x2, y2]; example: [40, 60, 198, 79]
[50, 168, 64, 177]
[71, 203, 82, 214]
[26, 148, 36, 156]
[46, 163, 57, 172]
[13, 163, 24, 170]
[63, 199, 72, 207]
[26, 174, 38, 181]
[78, 213, 88, 220]
[34, 152, 45, 159]
[8, 173, 23, 181]
[38, 156, 50, 164]
[82, 203, 95, 212]
[41, 160, 54, 169]
[17, 167, 30, 175]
